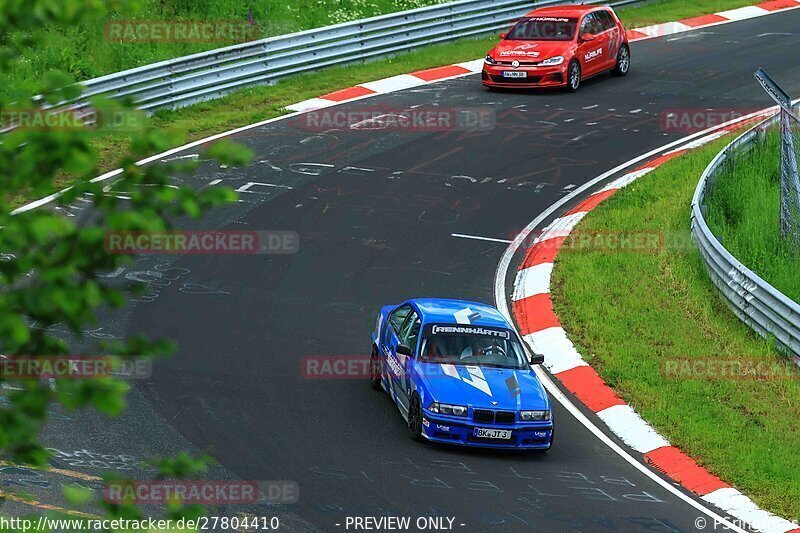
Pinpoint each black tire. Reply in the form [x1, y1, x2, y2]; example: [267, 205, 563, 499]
[407, 394, 424, 442]
[369, 346, 382, 391]
[566, 60, 581, 92]
[611, 44, 630, 77]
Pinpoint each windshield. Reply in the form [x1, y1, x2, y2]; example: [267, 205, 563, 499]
[420, 325, 529, 369]
[506, 17, 578, 41]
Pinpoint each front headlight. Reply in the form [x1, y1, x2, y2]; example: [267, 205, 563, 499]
[520, 410, 551, 421]
[484, 55, 497, 65]
[538, 56, 564, 66]
[429, 403, 468, 417]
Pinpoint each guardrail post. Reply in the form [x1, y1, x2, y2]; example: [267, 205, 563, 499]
[754, 68, 800, 248]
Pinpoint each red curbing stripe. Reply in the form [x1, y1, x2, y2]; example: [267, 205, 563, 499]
[566, 189, 618, 216]
[411, 65, 471, 82]
[644, 446, 730, 496]
[320, 85, 376, 102]
[520, 237, 565, 269]
[757, 0, 800, 11]
[632, 150, 688, 172]
[679, 13, 728, 27]
[555, 366, 625, 412]
[626, 29, 649, 40]
[512, 293, 560, 336]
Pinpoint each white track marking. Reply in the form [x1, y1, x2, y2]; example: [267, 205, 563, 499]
[512, 263, 553, 301]
[200, 179, 223, 190]
[285, 98, 336, 113]
[537, 212, 587, 241]
[455, 59, 484, 72]
[599, 167, 655, 192]
[703, 488, 799, 533]
[451, 233, 512, 244]
[636, 21, 693, 37]
[596, 405, 671, 454]
[524, 327, 587, 374]
[361, 74, 425, 93]
[717, 5, 770, 20]
[663, 129, 736, 154]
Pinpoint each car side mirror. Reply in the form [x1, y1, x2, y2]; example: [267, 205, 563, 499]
[397, 344, 413, 357]
[530, 353, 545, 365]
[499, 32, 508, 39]
[580, 33, 596, 42]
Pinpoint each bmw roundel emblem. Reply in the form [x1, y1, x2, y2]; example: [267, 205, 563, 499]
[511, 60, 520, 68]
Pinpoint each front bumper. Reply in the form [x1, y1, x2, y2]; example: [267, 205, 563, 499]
[481, 63, 567, 89]
[421, 410, 553, 449]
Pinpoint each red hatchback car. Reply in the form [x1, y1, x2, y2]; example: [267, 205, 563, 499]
[482, 5, 630, 92]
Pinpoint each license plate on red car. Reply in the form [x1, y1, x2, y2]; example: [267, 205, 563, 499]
[474, 428, 512, 439]
[502, 71, 527, 78]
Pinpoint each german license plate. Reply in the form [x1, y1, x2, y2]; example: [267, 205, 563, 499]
[502, 71, 527, 78]
[474, 428, 512, 439]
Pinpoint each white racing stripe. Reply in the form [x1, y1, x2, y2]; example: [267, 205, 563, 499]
[453, 307, 476, 324]
[464, 365, 492, 397]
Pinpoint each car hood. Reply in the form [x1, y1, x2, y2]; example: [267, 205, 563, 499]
[418, 362, 549, 410]
[490, 39, 573, 61]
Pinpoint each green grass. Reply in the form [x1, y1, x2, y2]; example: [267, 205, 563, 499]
[4, 0, 449, 100]
[704, 133, 800, 302]
[551, 136, 800, 521]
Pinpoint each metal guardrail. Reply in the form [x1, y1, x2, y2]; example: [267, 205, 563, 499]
[691, 109, 800, 363]
[7, 0, 641, 126]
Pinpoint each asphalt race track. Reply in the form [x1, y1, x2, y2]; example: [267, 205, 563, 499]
[25, 10, 800, 532]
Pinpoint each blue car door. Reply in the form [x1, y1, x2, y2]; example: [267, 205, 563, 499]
[396, 311, 421, 401]
[381, 304, 412, 401]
